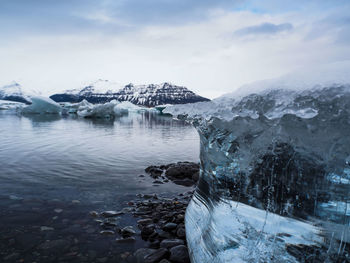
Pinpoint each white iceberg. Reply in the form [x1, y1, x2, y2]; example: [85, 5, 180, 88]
[77, 100, 119, 118]
[61, 99, 92, 114]
[166, 61, 350, 262]
[113, 101, 145, 115]
[0, 99, 26, 110]
[21, 96, 62, 114]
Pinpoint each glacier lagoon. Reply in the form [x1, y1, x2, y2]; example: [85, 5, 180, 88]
[0, 111, 199, 262]
[1, 63, 350, 262]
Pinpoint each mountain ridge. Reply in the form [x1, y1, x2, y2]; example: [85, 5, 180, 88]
[50, 80, 210, 106]
[0, 82, 32, 104]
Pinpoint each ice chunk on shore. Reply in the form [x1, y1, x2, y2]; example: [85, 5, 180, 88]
[21, 96, 62, 114]
[166, 61, 350, 262]
[187, 198, 323, 263]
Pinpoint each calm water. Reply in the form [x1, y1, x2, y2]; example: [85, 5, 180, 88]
[0, 111, 199, 262]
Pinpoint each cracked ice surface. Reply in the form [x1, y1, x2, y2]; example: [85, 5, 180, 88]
[165, 62, 350, 262]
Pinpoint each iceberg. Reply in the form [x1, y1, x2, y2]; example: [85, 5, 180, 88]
[77, 100, 118, 118]
[0, 99, 26, 110]
[165, 62, 350, 262]
[113, 101, 146, 115]
[75, 100, 147, 118]
[61, 99, 92, 114]
[21, 96, 62, 114]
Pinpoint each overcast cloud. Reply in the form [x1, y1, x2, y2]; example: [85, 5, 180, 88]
[0, 0, 349, 98]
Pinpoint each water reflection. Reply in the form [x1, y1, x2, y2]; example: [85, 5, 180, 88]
[0, 111, 199, 202]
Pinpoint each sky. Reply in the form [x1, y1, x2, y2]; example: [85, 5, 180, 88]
[0, 0, 350, 98]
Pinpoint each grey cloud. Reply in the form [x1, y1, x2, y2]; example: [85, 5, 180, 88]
[234, 22, 293, 36]
[305, 14, 350, 44]
[0, 0, 245, 37]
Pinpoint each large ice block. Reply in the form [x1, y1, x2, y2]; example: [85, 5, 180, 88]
[165, 63, 350, 262]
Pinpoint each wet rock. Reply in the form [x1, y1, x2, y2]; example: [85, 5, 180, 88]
[176, 214, 184, 221]
[160, 239, 185, 249]
[54, 208, 63, 213]
[148, 240, 160, 249]
[173, 178, 195, 186]
[144, 248, 169, 263]
[122, 207, 134, 213]
[137, 218, 153, 226]
[159, 259, 171, 263]
[121, 226, 136, 237]
[192, 171, 199, 181]
[134, 248, 156, 263]
[89, 211, 99, 217]
[145, 162, 199, 186]
[100, 230, 115, 236]
[145, 166, 163, 178]
[101, 210, 123, 217]
[116, 237, 136, 243]
[165, 162, 199, 180]
[101, 221, 118, 228]
[141, 225, 155, 237]
[71, 200, 80, 204]
[169, 245, 190, 263]
[176, 227, 186, 238]
[142, 194, 155, 199]
[163, 223, 177, 231]
[157, 230, 173, 239]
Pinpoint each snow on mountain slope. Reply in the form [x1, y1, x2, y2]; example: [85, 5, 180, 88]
[65, 79, 124, 95]
[50, 81, 210, 106]
[0, 82, 32, 104]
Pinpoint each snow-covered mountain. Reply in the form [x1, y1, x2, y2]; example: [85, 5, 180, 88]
[0, 82, 32, 104]
[50, 80, 210, 106]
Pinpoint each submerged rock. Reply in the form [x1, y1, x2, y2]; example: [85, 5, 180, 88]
[145, 162, 199, 186]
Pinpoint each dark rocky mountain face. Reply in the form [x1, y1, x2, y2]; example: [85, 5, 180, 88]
[0, 82, 32, 104]
[50, 82, 210, 106]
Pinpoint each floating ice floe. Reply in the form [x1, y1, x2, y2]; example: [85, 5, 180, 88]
[0, 100, 26, 110]
[75, 100, 148, 118]
[61, 99, 92, 114]
[21, 96, 62, 114]
[77, 100, 119, 118]
[17, 96, 152, 118]
[114, 101, 145, 115]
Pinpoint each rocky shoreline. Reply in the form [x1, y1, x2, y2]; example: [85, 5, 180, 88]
[90, 192, 193, 263]
[0, 162, 198, 263]
[88, 162, 199, 263]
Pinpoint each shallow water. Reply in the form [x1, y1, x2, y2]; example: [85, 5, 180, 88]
[0, 111, 199, 262]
